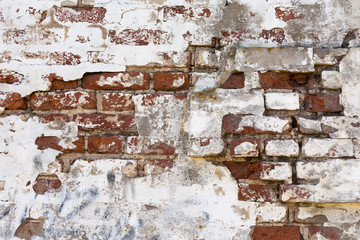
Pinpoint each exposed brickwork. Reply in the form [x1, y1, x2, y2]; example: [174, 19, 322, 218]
[1, 1, 360, 238]
[304, 94, 343, 112]
[30, 92, 96, 110]
[252, 226, 301, 240]
[153, 72, 189, 91]
[32, 174, 62, 194]
[88, 136, 124, 154]
[35, 136, 85, 153]
[82, 72, 150, 90]
[73, 114, 137, 131]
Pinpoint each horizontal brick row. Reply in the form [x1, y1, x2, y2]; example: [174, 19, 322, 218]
[35, 136, 176, 156]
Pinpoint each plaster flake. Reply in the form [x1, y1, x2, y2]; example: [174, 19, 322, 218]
[2, 0, 360, 237]
[188, 89, 264, 138]
[28, 158, 256, 239]
[0, 115, 78, 237]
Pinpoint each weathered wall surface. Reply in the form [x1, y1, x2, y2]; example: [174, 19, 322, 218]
[2, 0, 360, 239]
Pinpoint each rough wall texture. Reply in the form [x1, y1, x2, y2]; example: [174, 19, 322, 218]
[2, 0, 360, 239]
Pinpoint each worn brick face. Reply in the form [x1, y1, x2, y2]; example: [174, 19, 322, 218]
[2, 1, 360, 236]
[108, 29, 172, 46]
[82, 72, 150, 90]
[238, 183, 277, 202]
[153, 72, 189, 91]
[0, 92, 27, 110]
[252, 226, 301, 240]
[54, 7, 107, 23]
[259, 72, 315, 89]
[73, 114, 137, 131]
[33, 174, 62, 194]
[30, 91, 96, 110]
[88, 136, 124, 154]
[305, 94, 343, 112]
[35, 136, 85, 153]
[102, 93, 134, 111]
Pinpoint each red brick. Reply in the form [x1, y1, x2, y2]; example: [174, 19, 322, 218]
[102, 93, 134, 111]
[82, 72, 150, 90]
[127, 136, 176, 155]
[224, 162, 262, 180]
[0, 92, 27, 110]
[54, 7, 106, 23]
[47, 74, 77, 90]
[38, 114, 70, 123]
[309, 226, 342, 240]
[259, 71, 315, 89]
[305, 94, 343, 112]
[74, 114, 137, 131]
[0, 70, 23, 84]
[230, 139, 259, 157]
[153, 72, 189, 91]
[275, 7, 304, 22]
[220, 73, 245, 89]
[88, 136, 124, 154]
[108, 29, 172, 46]
[238, 183, 277, 202]
[35, 136, 85, 153]
[32, 174, 62, 194]
[252, 226, 301, 240]
[30, 91, 96, 110]
[14, 218, 44, 240]
[261, 28, 285, 44]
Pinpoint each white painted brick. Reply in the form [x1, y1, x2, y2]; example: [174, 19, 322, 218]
[265, 92, 299, 110]
[231, 139, 259, 157]
[189, 138, 225, 157]
[256, 203, 287, 222]
[265, 139, 299, 157]
[302, 138, 354, 158]
[235, 48, 314, 72]
[321, 71, 342, 89]
[260, 162, 292, 183]
[297, 117, 322, 134]
[297, 205, 360, 223]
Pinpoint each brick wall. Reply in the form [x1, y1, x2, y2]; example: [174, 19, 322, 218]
[2, 0, 360, 239]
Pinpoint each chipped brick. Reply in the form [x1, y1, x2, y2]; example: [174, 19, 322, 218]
[73, 114, 137, 131]
[82, 72, 150, 90]
[252, 226, 301, 240]
[35, 136, 85, 153]
[305, 94, 343, 112]
[32, 174, 62, 194]
[102, 93, 134, 111]
[54, 7, 106, 23]
[30, 91, 96, 110]
[88, 136, 124, 154]
[153, 72, 189, 91]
